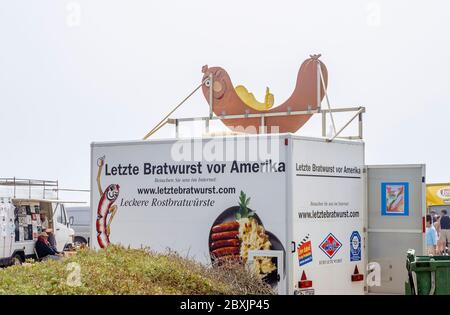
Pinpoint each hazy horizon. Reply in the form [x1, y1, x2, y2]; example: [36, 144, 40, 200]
[1, 0, 449, 203]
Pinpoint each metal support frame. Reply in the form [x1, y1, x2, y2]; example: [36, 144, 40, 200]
[143, 68, 366, 142]
[167, 106, 365, 140]
[169, 106, 362, 122]
[328, 107, 365, 142]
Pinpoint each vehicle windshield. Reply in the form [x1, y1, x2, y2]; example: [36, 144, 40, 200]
[66, 209, 90, 226]
[52, 203, 67, 225]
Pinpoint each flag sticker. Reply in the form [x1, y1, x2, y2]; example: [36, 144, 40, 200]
[298, 234, 313, 266]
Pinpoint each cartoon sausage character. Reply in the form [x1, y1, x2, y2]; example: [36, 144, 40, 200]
[201, 54, 328, 133]
[96, 156, 120, 248]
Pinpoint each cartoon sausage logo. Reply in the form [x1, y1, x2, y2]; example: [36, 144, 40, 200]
[96, 156, 120, 248]
[201, 54, 328, 133]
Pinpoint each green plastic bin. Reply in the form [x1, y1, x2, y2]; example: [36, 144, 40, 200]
[405, 249, 450, 295]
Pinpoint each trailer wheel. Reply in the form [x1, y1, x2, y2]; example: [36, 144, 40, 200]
[74, 236, 87, 246]
[11, 253, 23, 266]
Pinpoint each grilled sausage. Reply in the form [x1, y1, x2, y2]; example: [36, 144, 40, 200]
[211, 230, 239, 241]
[211, 221, 240, 233]
[210, 239, 240, 250]
[216, 255, 242, 263]
[212, 246, 240, 257]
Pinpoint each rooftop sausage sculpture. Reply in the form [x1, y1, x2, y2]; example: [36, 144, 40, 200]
[201, 54, 328, 133]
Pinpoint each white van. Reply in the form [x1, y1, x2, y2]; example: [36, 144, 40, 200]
[66, 206, 91, 245]
[0, 198, 75, 265]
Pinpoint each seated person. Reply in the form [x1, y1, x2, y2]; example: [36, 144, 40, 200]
[40, 212, 57, 248]
[40, 212, 49, 229]
[35, 232, 64, 261]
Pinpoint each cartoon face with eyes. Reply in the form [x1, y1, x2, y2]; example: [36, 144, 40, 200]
[202, 65, 229, 100]
[105, 184, 120, 202]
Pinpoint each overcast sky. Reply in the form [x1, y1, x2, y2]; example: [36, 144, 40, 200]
[0, 0, 449, 202]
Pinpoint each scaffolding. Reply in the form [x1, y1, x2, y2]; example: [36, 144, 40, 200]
[0, 178, 90, 201]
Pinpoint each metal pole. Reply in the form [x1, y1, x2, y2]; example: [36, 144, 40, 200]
[13, 177, 16, 198]
[209, 73, 213, 119]
[319, 66, 337, 135]
[316, 61, 321, 111]
[175, 119, 179, 138]
[56, 188, 90, 193]
[260, 115, 266, 134]
[142, 80, 206, 140]
[358, 112, 363, 139]
[322, 112, 326, 137]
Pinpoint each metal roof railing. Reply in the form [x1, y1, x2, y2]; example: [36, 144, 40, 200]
[0, 178, 59, 200]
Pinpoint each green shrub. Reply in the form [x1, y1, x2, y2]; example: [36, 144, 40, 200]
[0, 246, 273, 295]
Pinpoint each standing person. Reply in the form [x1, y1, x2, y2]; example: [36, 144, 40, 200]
[426, 215, 438, 255]
[434, 214, 441, 233]
[438, 209, 450, 255]
[434, 214, 442, 253]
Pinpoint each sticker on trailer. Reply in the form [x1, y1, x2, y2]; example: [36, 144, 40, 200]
[318, 233, 342, 264]
[350, 231, 361, 262]
[297, 234, 313, 266]
[295, 288, 315, 295]
[294, 270, 315, 295]
[381, 182, 409, 216]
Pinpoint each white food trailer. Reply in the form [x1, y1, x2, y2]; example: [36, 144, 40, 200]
[91, 134, 426, 295]
[90, 135, 353, 294]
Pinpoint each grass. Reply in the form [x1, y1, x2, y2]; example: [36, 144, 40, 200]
[0, 245, 274, 295]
